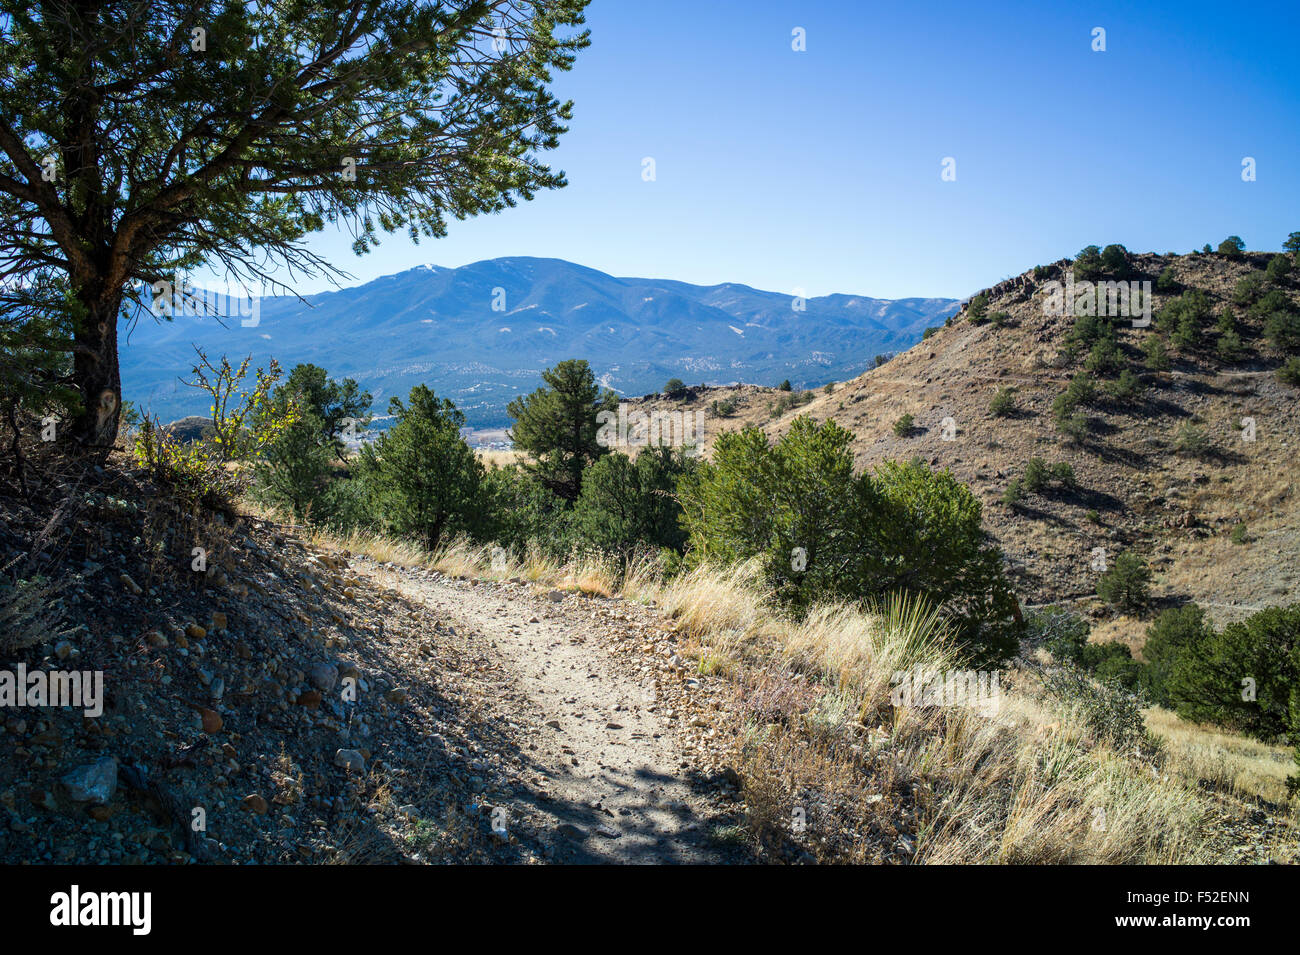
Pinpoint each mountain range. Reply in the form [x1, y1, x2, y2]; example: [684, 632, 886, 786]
[120, 257, 959, 430]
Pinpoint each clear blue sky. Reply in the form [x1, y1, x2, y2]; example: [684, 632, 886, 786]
[283, 0, 1300, 301]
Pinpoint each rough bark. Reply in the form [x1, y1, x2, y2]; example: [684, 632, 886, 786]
[70, 285, 124, 452]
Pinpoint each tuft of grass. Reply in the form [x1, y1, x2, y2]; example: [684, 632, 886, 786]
[639, 561, 1209, 863]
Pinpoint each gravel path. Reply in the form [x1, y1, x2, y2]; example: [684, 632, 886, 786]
[356, 560, 741, 864]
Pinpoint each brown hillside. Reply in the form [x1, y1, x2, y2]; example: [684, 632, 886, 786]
[640, 251, 1300, 646]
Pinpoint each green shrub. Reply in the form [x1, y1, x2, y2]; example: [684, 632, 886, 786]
[1152, 604, 1300, 745]
[1100, 243, 1131, 277]
[1052, 372, 1096, 440]
[967, 293, 989, 323]
[989, 310, 1011, 327]
[1106, 368, 1144, 399]
[680, 418, 1022, 665]
[252, 410, 335, 520]
[769, 389, 814, 417]
[777, 379, 792, 392]
[1217, 235, 1246, 258]
[132, 415, 242, 507]
[1142, 604, 1213, 707]
[1230, 523, 1249, 545]
[1002, 478, 1024, 505]
[1173, 421, 1211, 458]
[1155, 289, 1209, 335]
[1155, 267, 1178, 294]
[1097, 550, 1151, 612]
[1084, 333, 1124, 375]
[1216, 327, 1245, 363]
[357, 385, 487, 550]
[1018, 458, 1075, 495]
[922, 326, 940, 340]
[710, 396, 739, 416]
[1277, 356, 1300, 386]
[1073, 245, 1105, 281]
[1043, 665, 1150, 751]
[1248, 288, 1293, 321]
[1054, 408, 1091, 442]
[482, 464, 575, 558]
[989, 387, 1016, 417]
[1232, 273, 1265, 306]
[1264, 309, 1300, 352]
[1171, 313, 1201, 350]
[663, 378, 686, 395]
[1266, 254, 1292, 283]
[892, 413, 914, 437]
[253, 364, 373, 520]
[1143, 337, 1171, 371]
[573, 447, 695, 558]
[1028, 608, 1146, 696]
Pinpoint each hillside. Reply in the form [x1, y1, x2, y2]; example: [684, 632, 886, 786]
[121, 258, 958, 430]
[3, 449, 1290, 867]
[0, 451, 750, 864]
[633, 250, 1300, 647]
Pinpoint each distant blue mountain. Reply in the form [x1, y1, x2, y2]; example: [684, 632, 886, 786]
[121, 257, 959, 429]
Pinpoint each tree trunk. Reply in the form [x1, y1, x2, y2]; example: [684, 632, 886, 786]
[70, 285, 124, 453]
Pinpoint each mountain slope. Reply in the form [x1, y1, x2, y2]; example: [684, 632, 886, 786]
[121, 257, 958, 429]
[628, 250, 1300, 646]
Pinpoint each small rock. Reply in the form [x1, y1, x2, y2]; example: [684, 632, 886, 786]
[308, 662, 339, 692]
[210, 611, 228, 632]
[119, 573, 143, 595]
[185, 623, 206, 640]
[241, 793, 269, 815]
[198, 708, 223, 734]
[385, 687, 408, 705]
[334, 749, 366, 772]
[547, 590, 565, 602]
[595, 825, 621, 839]
[555, 822, 586, 840]
[145, 630, 168, 648]
[296, 690, 323, 708]
[60, 756, 117, 804]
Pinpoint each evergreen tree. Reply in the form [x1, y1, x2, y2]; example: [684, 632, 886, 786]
[358, 385, 485, 550]
[507, 359, 617, 501]
[275, 364, 372, 457]
[0, 0, 591, 450]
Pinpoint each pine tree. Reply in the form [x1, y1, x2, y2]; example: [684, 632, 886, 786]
[0, 0, 591, 451]
[358, 386, 485, 550]
[507, 359, 617, 501]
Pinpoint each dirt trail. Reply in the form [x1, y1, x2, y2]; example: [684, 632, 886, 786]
[355, 559, 740, 864]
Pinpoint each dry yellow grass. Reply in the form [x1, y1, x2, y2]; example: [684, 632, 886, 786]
[474, 449, 526, 468]
[244, 504, 1274, 863]
[1146, 705, 1297, 807]
[641, 560, 1211, 863]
